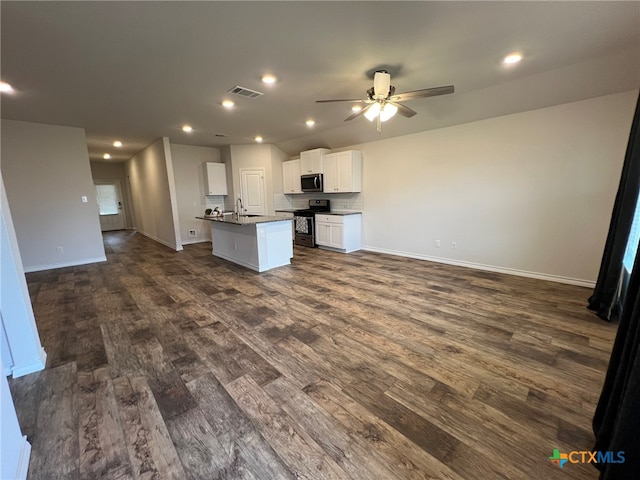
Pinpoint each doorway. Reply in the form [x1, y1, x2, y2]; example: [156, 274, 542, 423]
[239, 168, 266, 215]
[95, 180, 126, 231]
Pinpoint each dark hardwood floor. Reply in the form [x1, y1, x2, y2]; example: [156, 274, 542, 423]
[9, 230, 617, 479]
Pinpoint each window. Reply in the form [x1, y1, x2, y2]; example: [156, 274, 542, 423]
[95, 184, 119, 215]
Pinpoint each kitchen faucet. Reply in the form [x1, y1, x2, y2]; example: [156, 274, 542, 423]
[235, 197, 244, 219]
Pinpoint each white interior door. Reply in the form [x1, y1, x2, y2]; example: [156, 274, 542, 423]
[95, 180, 126, 231]
[240, 168, 266, 215]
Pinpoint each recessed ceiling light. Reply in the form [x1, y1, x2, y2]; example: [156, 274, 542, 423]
[113, 140, 122, 147]
[254, 135, 264, 143]
[351, 105, 362, 112]
[0, 82, 13, 93]
[305, 119, 316, 127]
[222, 99, 235, 108]
[103, 153, 111, 159]
[182, 125, 193, 133]
[261, 74, 277, 84]
[503, 52, 523, 65]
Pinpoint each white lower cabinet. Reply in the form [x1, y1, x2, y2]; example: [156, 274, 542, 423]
[275, 211, 295, 241]
[315, 214, 361, 253]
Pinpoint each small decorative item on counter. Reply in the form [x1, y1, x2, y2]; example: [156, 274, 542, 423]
[213, 207, 223, 217]
[205, 208, 213, 216]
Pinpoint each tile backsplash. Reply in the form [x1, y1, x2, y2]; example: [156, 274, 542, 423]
[275, 192, 363, 211]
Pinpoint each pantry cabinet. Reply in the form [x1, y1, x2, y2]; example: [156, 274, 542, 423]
[315, 213, 361, 253]
[282, 159, 302, 194]
[322, 150, 362, 193]
[300, 148, 331, 174]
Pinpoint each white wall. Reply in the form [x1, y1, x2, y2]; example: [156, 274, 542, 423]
[0, 172, 46, 377]
[1, 356, 31, 480]
[169, 143, 224, 244]
[1, 120, 106, 271]
[89, 161, 134, 229]
[348, 91, 637, 285]
[126, 138, 182, 251]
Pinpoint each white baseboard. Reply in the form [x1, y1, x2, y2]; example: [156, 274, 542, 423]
[180, 239, 210, 246]
[11, 347, 46, 378]
[23, 256, 107, 273]
[15, 435, 32, 480]
[361, 246, 596, 288]
[137, 231, 183, 251]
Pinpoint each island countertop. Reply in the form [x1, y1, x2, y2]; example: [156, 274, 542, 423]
[196, 215, 292, 226]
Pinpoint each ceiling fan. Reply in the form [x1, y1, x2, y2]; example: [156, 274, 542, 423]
[316, 70, 454, 132]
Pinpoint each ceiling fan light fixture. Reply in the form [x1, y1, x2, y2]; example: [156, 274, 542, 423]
[373, 71, 391, 98]
[351, 105, 362, 112]
[379, 103, 398, 122]
[364, 103, 381, 121]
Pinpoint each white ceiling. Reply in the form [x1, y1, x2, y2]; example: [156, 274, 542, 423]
[1, 1, 639, 161]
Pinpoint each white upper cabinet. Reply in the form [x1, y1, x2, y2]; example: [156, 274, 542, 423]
[282, 158, 302, 194]
[204, 162, 228, 195]
[322, 150, 362, 193]
[300, 148, 331, 174]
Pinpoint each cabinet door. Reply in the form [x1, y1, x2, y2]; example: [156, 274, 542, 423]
[300, 148, 329, 174]
[315, 222, 330, 246]
[282, 159, 301, 194]
[322, 153, 338, 192]
[328, 224, 344, 248]
[336, 152, 353, 192]
[205, 162, 228, 195]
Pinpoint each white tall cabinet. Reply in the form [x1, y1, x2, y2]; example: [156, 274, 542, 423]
[282, 159, 302, 194]
[322, 150, 362, 193]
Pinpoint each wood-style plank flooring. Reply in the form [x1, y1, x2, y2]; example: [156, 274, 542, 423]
[10, 231, 618, 479]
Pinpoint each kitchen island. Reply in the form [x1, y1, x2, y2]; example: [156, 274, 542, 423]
[197, 215, 293, 272]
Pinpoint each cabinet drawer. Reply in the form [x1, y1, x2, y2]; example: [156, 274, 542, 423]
[315, 214, 343, 224]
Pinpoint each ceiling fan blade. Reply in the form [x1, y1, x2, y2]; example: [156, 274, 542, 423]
[391, 85, 455, 102]
[316, 98, 367, 103]
[390, 102, 417, 118]
[344, 104, 373, 122]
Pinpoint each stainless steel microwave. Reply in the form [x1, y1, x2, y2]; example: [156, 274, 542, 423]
[301, 173, 323, 192]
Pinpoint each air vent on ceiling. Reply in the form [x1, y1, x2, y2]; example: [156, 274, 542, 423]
[214, 133, 229, 138]
[228, 85, 263, 99]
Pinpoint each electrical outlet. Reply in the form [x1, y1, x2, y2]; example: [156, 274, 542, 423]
[451, 241, 457, 249]
[56, 246, 64, 253]
[435, 240, 440, 248]
[188, 229, 196, 237]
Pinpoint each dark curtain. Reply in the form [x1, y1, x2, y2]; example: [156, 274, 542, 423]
[588, 92, 640, 320]
[592, 252, 640, 479]
[591, 91, 640, 479]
